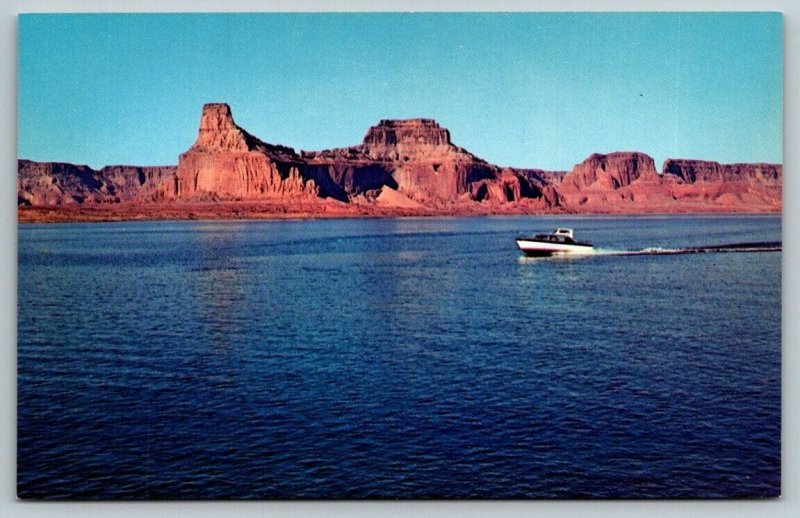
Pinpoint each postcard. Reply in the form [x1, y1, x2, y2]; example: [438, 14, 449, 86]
[17, 12, 782, 499]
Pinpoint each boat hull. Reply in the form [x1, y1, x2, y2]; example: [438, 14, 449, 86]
[515, 238, 594, 256]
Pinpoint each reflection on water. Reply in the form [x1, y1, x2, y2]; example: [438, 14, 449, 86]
[193, 227, 248, 346]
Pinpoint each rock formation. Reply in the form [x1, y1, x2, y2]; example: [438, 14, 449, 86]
[553, 152, 662, 208]
[560, 152, 659, 191]
[659, 159, 782, 208]
[661, 159, 782, 185]
[549, 153, 782, 211]
[174, 103, 345, 201]
[17, 160, 175, 206]
[361, 119, 453, 159]
[303, 118, 531, 205]
[17, 102, 782, 216]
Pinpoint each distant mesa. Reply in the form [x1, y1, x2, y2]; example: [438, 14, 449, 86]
[661, 158, 782, 185]
[17, 160, 176, 206]
[18, 102, 782, 217]
[362, 118, 453, 153]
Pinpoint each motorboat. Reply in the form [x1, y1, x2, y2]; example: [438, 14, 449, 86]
[515, 228, 594, 256]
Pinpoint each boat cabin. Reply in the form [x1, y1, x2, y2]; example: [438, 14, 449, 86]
[532, 228, 577, 244]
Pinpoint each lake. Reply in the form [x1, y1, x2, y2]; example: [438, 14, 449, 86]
[17, 214, 781, 499]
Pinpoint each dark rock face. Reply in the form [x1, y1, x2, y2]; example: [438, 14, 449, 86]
[512, 168, 568, 187]
[320, 161, 398, 195]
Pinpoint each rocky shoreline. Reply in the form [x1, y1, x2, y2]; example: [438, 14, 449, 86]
[18, 200, 780, 224]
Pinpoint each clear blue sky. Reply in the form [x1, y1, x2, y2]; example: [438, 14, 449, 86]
[18, 12, 782, 171]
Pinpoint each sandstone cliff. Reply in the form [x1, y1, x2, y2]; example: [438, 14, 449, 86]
[303, 118, 532, 206]
[661, 159, 782, 185]
[549, 153, 782, 212]
[554, 152, 662, 209]
[18, 160, 175, 206]
[18, 102, 782, 215]
[560, 152, 659, 191]
[174, 103, 346, 201]
[659, 159, 782, 209]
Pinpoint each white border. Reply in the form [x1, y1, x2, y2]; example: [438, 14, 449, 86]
[3, 1, 797, 517]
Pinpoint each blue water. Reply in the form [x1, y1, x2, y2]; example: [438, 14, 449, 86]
[17, 215, 781, 499]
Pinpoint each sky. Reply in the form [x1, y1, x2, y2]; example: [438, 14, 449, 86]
[17, 12, 783, 171]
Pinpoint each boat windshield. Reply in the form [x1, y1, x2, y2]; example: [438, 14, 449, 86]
[531, 234, 575, 243]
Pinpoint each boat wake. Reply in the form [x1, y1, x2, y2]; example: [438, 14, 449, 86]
[594, 241, 782, 257]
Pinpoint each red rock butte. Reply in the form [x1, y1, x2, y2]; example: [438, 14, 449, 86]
[361, 119, 453, 155]
[18, 102, 782, 221]
[175, 103, 318, 201]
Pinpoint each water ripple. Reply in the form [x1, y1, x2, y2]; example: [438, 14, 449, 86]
[18, 215, 781, 499]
